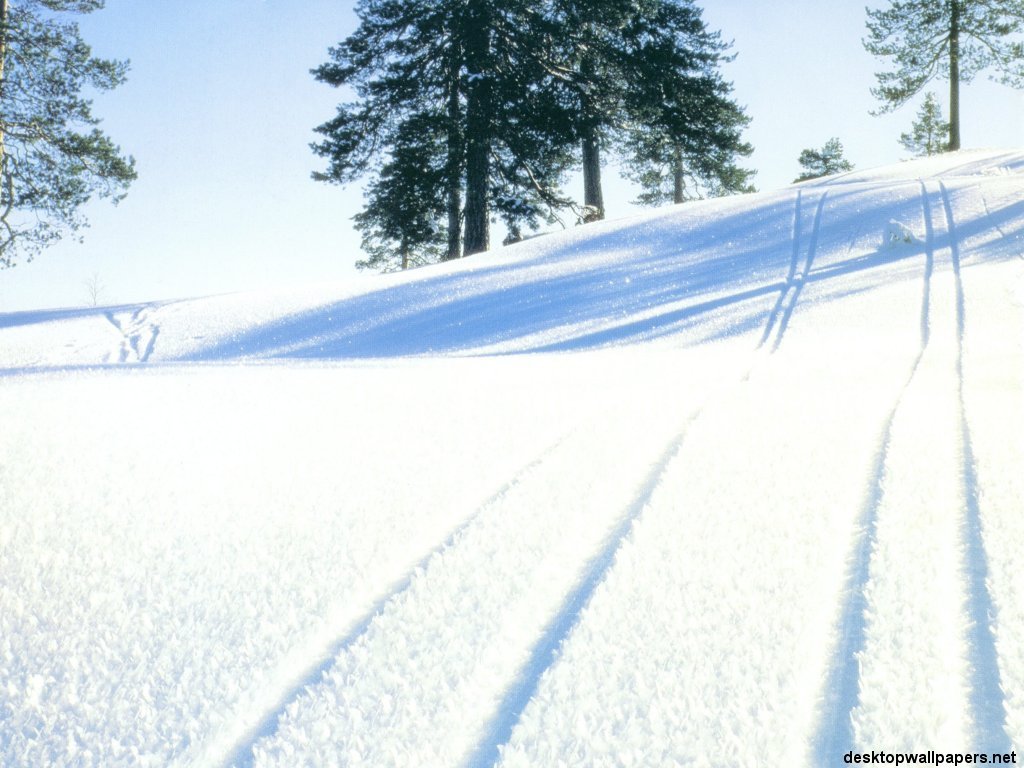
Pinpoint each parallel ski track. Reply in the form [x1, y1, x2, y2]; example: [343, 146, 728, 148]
[774, 191, 828, 351]
[813, 180, 1010, 759]
[759, 190, 803, 347]
[476, 315, 810, 764]
[810, 181, 936, 760]
[210, 432, 577, 768]
[760, 189, 828, 351]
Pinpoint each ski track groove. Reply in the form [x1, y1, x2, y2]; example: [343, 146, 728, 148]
[213, 432, 577, 768]
[810, 183, 935, 761]
[919, 180, 935, 347]
[939, 181, 1010, 752]
[773, 190, 828, 351]
[759, 189, 803, 347]
[463, 421, 696, 768]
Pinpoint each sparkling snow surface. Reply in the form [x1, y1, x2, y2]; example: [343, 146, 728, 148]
[1, 150, 1022, 767]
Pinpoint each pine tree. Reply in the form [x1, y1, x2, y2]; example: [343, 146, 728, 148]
[794, 138, 854, 182]
[313, 0, 574, 267]
[0, 0, 135, 267]
[899, 92, 951, 156]
[353, 111, 447, 272]
[553, 0, 754, 217]
[865, 0, 1024, 151]
[619, 0, 755, 206]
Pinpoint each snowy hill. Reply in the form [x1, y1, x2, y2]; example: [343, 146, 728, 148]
[1, 149, 1022, 766]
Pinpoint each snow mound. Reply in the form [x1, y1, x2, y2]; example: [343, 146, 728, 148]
[0, 149, 1021, 368]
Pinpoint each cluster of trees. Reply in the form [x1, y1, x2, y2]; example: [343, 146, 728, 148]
[796, 87, 952, 182]
[0, 0, 135, 269]
[311, 0, 755, 271]
[798, 0, 1024, 181]
[3, 0, 1024, 271]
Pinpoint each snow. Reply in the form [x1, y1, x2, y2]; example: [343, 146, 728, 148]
[1, 149, 1022, 766]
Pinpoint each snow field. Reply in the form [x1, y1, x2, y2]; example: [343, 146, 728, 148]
[1, 150, 1023, 766]
[491, 265, 929, 767]
[0, 359, 628, 767]
[243, 346, 754, 768]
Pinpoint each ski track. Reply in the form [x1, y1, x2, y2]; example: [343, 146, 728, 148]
[759, 190, 803, 347]
[210, 431, 577, 768]
[774, 190, 828, 351]
[760, 189, 828, 352]
[919, 181, 936, 347]
[463, 426, 693, 768]
[810, 183, 935, 762]
[819, 180, 1009, 754]
[242, 356, 748, 768]
[940, 181, 1010, 752]
[472, 333, 803, 765]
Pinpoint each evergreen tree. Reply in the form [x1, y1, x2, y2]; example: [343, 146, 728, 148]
[794, 138, 854, 182]
[0, 0, 135, 267]
[621, 0, 754, 206]
[313, 0, 574, 267]
[899, 92, 951, 156]
[353, 111, 447, 272]
[553, 0, 754, 217]
[865, 0, 1024, 151]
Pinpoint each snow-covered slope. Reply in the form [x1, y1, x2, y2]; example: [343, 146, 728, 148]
[1, 150, 1022, 767]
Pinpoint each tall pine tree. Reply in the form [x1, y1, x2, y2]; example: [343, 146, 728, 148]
[0, 0, 135, 267]
[313, 0, 574, 266]
[865, 0, 1024, 150]
[618, 0, 754, 206]
[552, 0, 754, 217]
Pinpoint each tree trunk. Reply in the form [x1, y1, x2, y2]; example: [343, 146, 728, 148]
[462, 6, 490, 256]
[579, 52, 604, 222]
[444, 40, 462, 261]
[463, 91, 489, 255]
[0, 0, 8, 163]
[948, 0, 961, 151]
[581, 129, 604, 221]
[673, 148, 685, 204]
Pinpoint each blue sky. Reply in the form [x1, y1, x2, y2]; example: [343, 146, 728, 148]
[1, 0, 1021, 311]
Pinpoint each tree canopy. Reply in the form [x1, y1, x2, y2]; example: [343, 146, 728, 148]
[0, 0, 135, 268]
[313, 0, 754, 271]
[865, 0, 1024, 150]
[794, 138, 854, 182]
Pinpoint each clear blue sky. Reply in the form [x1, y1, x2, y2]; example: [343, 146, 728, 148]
[1, 0, 1021, 311]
